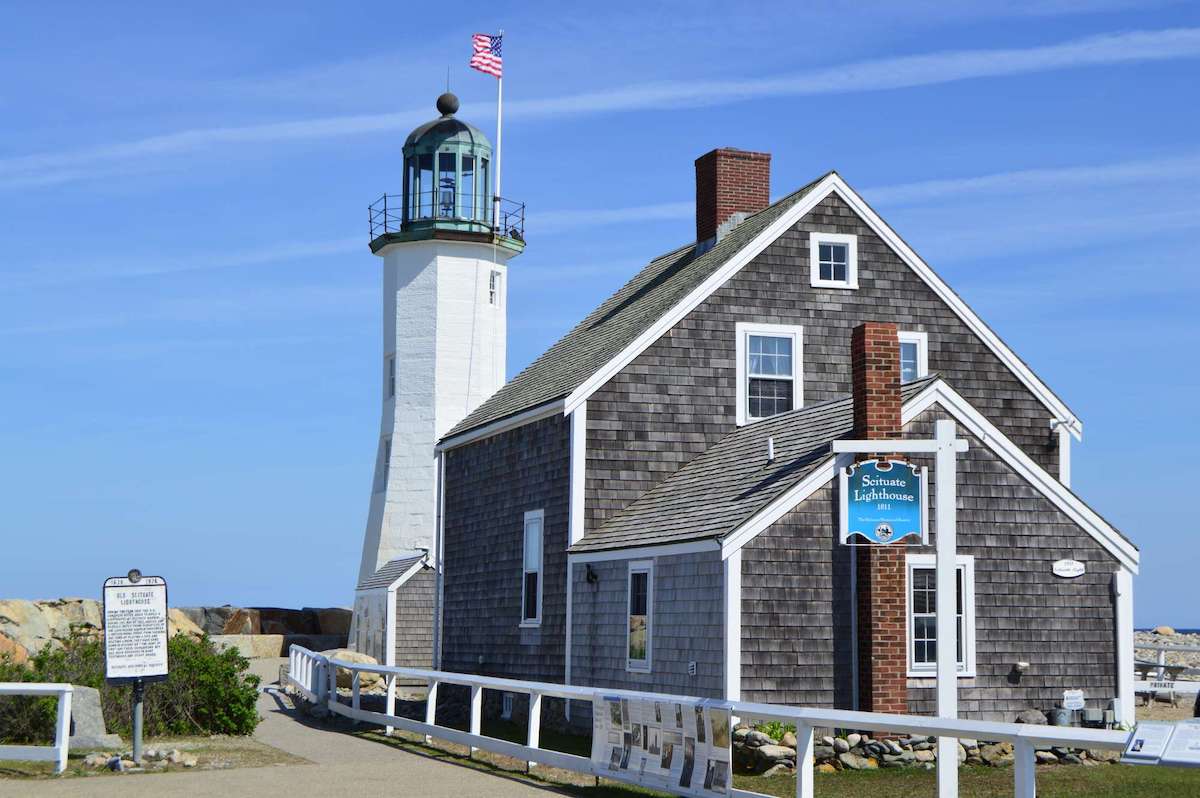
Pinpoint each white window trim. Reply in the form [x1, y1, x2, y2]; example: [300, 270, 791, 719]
[906, 553, 976, 678]
[735, 322, 804, 426]
[520, 509, 544, 628]
[489, 269, 503, 307]
[897, 330, 929, 382]
[809, 231, 859, 289]
[626, 559, 653, 673]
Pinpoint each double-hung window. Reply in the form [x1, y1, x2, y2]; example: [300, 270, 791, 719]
[735, 323, 803, 425]
[906, 554, 975, 677]
[627, 561, 653, 672]
[809, 232, 859, 289]
[521, 510, 544, 626]
[897, 331, 929, 383]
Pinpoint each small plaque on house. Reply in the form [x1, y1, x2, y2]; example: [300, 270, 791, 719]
[1052, 559, 1086, 578]
[102, 571, 169, 684]
[1062, 689, 1086, 711]
[839, 459, 928, 545]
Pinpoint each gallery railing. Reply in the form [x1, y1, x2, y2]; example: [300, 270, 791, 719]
[368, 192, 525, 242]
[287, 645, 1129, 798]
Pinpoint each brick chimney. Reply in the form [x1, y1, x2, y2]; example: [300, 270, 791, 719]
[694, 148, 771, 244]
[850, 322, 908, 715]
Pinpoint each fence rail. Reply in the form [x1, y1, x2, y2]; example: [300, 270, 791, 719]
[287, 645, 1127, 798]
[0, 682, 74, 773]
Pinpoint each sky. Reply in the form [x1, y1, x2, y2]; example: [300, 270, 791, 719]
[1, 1, 1197, 627]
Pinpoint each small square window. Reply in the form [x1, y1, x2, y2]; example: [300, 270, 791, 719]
[810, 233, 858, 289]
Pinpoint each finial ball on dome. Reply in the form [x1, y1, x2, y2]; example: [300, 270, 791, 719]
[436, 92, 460, 116]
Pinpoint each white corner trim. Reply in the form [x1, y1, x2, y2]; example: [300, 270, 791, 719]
[1113, 569, 1135, 727]
[386, 557, 430, 592]
[561, 173, 1081, 439]
[809, 231, 859, 289]
[569, 402, 588, 546]
[568, 539, 720, 564]
[719, 378, 1136, 573]
[902, 380, 1138, 572]
[905, 553, 977, 678]
[734, 322, 804, 426]
[626, 559, 654, 673]
[898, 330, 929, 380]
[723, 549, 742, 701]
[437, 398, 565, 452]
[1056, 423, 1072, 487]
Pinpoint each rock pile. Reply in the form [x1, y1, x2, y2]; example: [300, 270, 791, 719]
[732, 726, 1122, 775]
[82, 748, 198, 772]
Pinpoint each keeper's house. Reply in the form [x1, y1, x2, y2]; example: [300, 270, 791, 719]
[412, 142, 1138, 724]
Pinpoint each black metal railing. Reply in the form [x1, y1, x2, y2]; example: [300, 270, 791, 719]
[369, 191, 525, 242]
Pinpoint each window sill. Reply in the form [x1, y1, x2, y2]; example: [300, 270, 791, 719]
[519, 621, 542, 629]
[626, 662, 651, 674]
[810, 279, 859, 290]
[907, 669, 976, 680]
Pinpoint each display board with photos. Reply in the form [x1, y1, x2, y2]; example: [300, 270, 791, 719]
[1123, 720, 1200, 767]
[591, 694, 732, 796]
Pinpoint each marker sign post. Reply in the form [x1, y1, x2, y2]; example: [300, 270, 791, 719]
[103, 570, 168, 764]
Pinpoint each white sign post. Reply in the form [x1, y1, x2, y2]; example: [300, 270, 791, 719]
[103, 570, 169, 764]
[834, 419, 968, 798]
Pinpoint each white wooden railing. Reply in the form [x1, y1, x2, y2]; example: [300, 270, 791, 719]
[287, 645, 1130, 798]
[1134, 642, 1200, 697]
[0, 682, 74, 774]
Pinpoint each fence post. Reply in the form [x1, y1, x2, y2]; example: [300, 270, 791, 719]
[1157, 649, 1167, 681]
[424, 679, 439, 744]
[1014, 739, 1036, 798]
[469, 684, 483, 758]
[794, 721, 813, 798]
[351, 671, 361, 725]
[385, 674, 396, 736]
[53, 688, 72, 775]
[527, 691, 542, 773]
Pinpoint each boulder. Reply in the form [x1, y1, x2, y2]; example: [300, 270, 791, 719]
[813, 744, 835, 760]
[310, 607, 353, 636]
[1015, 709, 1048, 725]
[780, 731, 798, 749]
[1036, 750, 1059, 764]
[1153, 626, 1176, 636]
[980, 742, 1014, 767]
[0, 599, 66, 654]
[846, 733, 862, 748]
[882, 750, 915, 767]
[177, 606, 239, 635]
[753, 744, 796, 770]
[43, 598, 102, 631]
[816, 762, 836, 774]
[253, 607, 321, 635]
[838, 752, 877, 770]
[222, 608, 261, 635]
[915, 749, 936, 763]
[0, 632, 29, 665]
[69, 686, 123, 750]
[744, 730, 773, 748]
[1089, 749, 1121, 763]
[167, 609, 204, 638]
[761, 762, 792, 777]
[833, 737, 850, 753]
[320, 648, 384, 691]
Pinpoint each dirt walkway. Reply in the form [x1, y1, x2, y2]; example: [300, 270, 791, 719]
[0, 659, 562, 798]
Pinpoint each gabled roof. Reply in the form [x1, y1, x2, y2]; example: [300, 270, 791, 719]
[442, 171, 1083, 446]
[568, 378, 937, 554]
[356, 554, 427, 591]
[442, 175, 831, 440]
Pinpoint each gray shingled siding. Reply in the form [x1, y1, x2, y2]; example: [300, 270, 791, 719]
[740, 484, 856, 707]
[441, 414, 570, 683]
[740, 403, 1118, 720]
[570, 551, 725, 698]
[587, 193, 1060, 534]
[394, 569, 435, 678]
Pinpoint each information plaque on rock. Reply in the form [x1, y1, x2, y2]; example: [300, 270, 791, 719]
[103, 573, 169, 684]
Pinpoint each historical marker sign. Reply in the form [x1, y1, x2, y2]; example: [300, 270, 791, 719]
[102, 573, 169, 684]
[839, 459, 928, 545]
[1053, 559, 1086, 578]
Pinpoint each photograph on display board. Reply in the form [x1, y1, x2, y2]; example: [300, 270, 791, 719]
[661, 733, 678, 770]
[709, 708, 730, 750]
[710, 761, 729, 791]
[621, 732, 632, 769]
[675, 703, 684, 729]
[655, 701, 662, 723]
[608, 745, 622, 771]
[608, 699, 623, 728]
[681, 737, 695, 788]
[694, 706, 706, 743]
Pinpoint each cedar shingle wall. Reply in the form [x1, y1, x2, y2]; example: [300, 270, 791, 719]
[441, 414, 570, 683]
[570, 551, 725, 698]
[587, 193, 1062, 533]
[740, 404, 1119, 721]
[394, 569, 435, 670]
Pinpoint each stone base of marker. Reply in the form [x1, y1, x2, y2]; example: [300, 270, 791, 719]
[83, 748, 198, 771]
[69, 685, 124, 750]
[732, 725, 1121, 774]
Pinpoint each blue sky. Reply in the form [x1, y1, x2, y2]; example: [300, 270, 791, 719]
[1, 2, 1197, 626]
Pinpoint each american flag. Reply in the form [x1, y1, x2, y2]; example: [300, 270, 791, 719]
[470, 33, 502, 78]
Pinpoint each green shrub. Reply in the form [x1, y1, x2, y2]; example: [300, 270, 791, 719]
[754, 720, 796, 742]
[0, 630, 260, 744]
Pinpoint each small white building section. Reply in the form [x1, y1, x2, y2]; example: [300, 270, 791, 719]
[352, 91, 525, 654]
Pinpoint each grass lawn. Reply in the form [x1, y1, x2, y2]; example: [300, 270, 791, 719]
[0, 735, 305, 779]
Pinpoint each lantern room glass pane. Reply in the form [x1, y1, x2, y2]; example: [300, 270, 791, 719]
[461, 156, 476, 220]
[417, 153, 434, 218]
[480, 157, 490, 223]
[438, 153, 456, 218]
[404, 156, 416, 221]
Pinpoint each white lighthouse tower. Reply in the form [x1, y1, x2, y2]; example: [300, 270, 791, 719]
[351, 92, 523, 659]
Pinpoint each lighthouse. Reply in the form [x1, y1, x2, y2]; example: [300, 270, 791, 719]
[351, 92, 524, 663]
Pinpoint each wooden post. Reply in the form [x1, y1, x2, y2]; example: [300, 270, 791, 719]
[794, 721, 814, 798]
[425, 679, 439, 745]
[935, 419, 960, 798]
[469, 685, 483, 758]
[385, 674, 396, 736]
[527, 691, 542, 772]
[1014, 739, 1036, 798]
[351, 671, 361, 724]
[53, 688, 72, 775]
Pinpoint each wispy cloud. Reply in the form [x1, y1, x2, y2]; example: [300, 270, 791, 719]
[4, 28, 1200, 191]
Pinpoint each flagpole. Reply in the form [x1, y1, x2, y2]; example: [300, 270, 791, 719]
[492, 28, 503, 234]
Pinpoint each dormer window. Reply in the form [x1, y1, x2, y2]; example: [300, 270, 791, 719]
[810, 232, 859, 289]
[735, 323, 804, 425]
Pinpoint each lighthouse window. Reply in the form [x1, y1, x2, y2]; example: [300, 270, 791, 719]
[438, 153, 456, 218]
[489, 270, 502, 306]
[462, 156, 476, 219]
[418, 153, 434, 218]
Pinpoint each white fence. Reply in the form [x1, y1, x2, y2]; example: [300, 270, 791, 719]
[0, 682, 74, 774]
[1134, 642, 1200, 697]
[287, 645, 1129, 798]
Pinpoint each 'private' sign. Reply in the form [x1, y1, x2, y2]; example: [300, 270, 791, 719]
[839, 459, 928, 545]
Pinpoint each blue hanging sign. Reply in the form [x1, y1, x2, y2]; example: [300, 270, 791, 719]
[839, 459, 928, 545]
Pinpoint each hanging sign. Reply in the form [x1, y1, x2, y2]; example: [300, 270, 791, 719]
[839, 459, 928, 545]
[102, 570, 170, 684]
[1053, 559, 1086, 578]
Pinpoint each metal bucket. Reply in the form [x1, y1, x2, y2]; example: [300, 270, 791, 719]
[1047, 707, 1073, 726]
